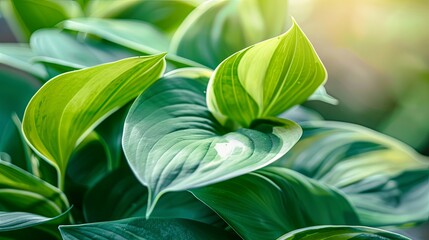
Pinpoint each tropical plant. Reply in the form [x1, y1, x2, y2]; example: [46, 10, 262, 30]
[0, 0, 427, 239]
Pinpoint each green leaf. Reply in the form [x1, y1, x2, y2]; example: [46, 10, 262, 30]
[22, 55, 166, 188]
[0, 44, 47, 79]
[0, 160, 68, 216]
[277, 225, 410, 240]
[64, 132, 113, 213]
[308, 86, 338, 105]
[123, 68, 301, 217]
[85, 0, 197, 35]
[207, 20, 327, 128]
[61, 18, 202, 69]
[171, 0, 289, 68]
[0, 67, 41, 170]
[277, 121, 429, 226]
[84, 167, 223, 227]
[59, 218, 236, 240]
[30, 29, 140, 77]
[192, 167, 359, 240]
[0, 0, 82, 41]
[0, 209, 69, 232]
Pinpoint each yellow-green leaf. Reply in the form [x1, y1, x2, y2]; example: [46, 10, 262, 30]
[22, 55, 166, 188]
[207, 20, 327, 128]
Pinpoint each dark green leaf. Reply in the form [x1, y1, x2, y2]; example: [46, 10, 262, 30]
[59, 218, 236, 240]
[192, 167, 359, 240]
[84, 166, 223, 227]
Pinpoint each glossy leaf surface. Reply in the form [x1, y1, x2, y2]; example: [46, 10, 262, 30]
[207, 20, 327, 127]
[123, 69, 301, 216]
[278, 121, 429, 226]
[278, 225, 410, 240]
[59, 218, 236, 240]
[192, 167, 359, 240]
[22, 55, 166, 182]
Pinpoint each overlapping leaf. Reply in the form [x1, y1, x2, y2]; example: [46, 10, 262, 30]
[30, 29, 140, 77]
[22, 55, 166, 187]
[84, 167, 223, 227]
[171, 0, 289, 68]
[277, 225, 410, 240]
[61, 18, 202, 68]
[85, 0, 197, 35]
[207, 20, 327, 127]
[0, 160, 68, 217]
[192, 167, 359, 240]
[0, 210, 69, 232]
[277, 121, 429, 226]
[123, 69, 301, 216]
[59, 218, 236, 240]
[0, 44, 46, 79]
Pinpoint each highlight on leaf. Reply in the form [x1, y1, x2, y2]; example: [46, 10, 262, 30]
[22, 55, 166, 189]
[122, 68, 301, 217]
[206, 19, 327, 128]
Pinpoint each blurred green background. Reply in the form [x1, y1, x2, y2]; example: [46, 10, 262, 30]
[289, 0, 429, 155]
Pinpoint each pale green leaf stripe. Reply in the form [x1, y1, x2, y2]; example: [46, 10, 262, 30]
[59, 217, 236, 240]
[192, 167, 359, 240]
[0, 160, 68, 213]
[22, 55, 166, 187]
[277, 121, 429, 226]
[0, 209, 70, 232]
[123, 68, 301, 217]
[277, 225, 410, 240]
[207, 19, 327, 127]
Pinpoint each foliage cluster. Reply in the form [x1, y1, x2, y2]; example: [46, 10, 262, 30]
[0, 0, 428, 239]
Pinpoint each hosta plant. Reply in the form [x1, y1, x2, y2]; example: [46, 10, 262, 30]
[0, 0, 428, 239]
